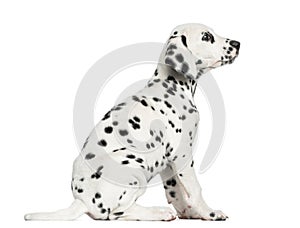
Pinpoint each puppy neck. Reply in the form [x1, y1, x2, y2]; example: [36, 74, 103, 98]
[148, 64, 197, 99]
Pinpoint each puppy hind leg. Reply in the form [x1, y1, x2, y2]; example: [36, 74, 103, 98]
[113, 203, 176, 221]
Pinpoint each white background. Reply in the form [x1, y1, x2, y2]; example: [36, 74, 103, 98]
[0, 0, 300, 227]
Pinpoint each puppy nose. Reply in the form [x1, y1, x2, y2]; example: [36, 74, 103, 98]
[229, 40, 240, 50]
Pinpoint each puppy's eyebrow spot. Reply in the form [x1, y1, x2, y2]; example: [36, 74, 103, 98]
[181, 35, 188, 48]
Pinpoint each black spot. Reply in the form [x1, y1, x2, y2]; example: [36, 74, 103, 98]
[118, 102, 126, 106]
[185, 82, 190, 90]
[146, 143, 150, 149]
[155, 136, 161, 142]
[113, 212, 124, 216]
[165, 57, 176, 68]
[188, 108, 196, 113]
[77, 188, 83, 193]
[167, 75, 178, 84]
[133, 116, 140, 122]
[140, 99, 148, 107]
[168, 44, 177, 50]
[181, 35, 188, 47]
[135, 158, 144, 163]
[102, 111, 111, 121]
[162, 82, 168, 88]
[128, 119, 140, 130]
[95, 192, 101, 198]
[92, 198, 95, 204]
[210, 212, 215, 218]
[85, 153, 95, 160]
[104, 126, 113, 134]
[91, 172, 101, 179]
[196, 59, 203, 65]
[191, 160, 194, 167]
[215, 217, 224, 221]
[169, 191, 176, 198]
[98, 203, 103, 208]
[150, 142, 155, 148]
[121, 160, 129, 165]
[132, 96, 140, 102]
[164, 101, 172, 108]
[154, 69, 158, 76]
[182, 62, 189, 73]
[79, 178, 84, 182]
[175, 54, 184, 63]
[153, 97, 161, 102]
[119, 129, 128, 136]
[167, 50, 174, 55]
[97, 166, 103, 172]
[166, 178, 176, 187]
[112, 121, 118, 126]
[155, 161, 159, 167]
[98, 139, 107, 147]
[101, 208, 107, 213]
[167, 89, 175, 95]
[127, 139, 133, 144]
[126, 154, 136, 159]
[148, 82, 154, 87]
[168, 120, 175, 128]
[112, 106, 122, 111]
[160, 131, 163, 137]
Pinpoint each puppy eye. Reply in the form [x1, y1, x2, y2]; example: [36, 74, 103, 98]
[202, 32, 211, 42]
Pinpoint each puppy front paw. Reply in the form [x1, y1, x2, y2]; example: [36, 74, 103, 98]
[202, 210, 228, 221]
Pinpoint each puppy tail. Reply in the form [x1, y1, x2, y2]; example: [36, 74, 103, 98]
[24, 199, 87, 221]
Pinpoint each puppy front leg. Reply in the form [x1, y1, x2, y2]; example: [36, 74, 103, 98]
[160, 162, 227, 220]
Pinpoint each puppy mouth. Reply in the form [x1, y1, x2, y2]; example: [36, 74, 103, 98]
[220, 54, 238, 66]
[227, 55, 237, 64]
[205, 54, 238, 70]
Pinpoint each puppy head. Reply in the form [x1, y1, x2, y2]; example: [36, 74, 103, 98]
[160, 23, 240, 80]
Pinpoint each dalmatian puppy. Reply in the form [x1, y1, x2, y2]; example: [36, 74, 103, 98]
[25, 23, 240, 221]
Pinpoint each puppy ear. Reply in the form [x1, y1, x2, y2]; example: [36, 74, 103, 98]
[160, 35, 201, 80]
